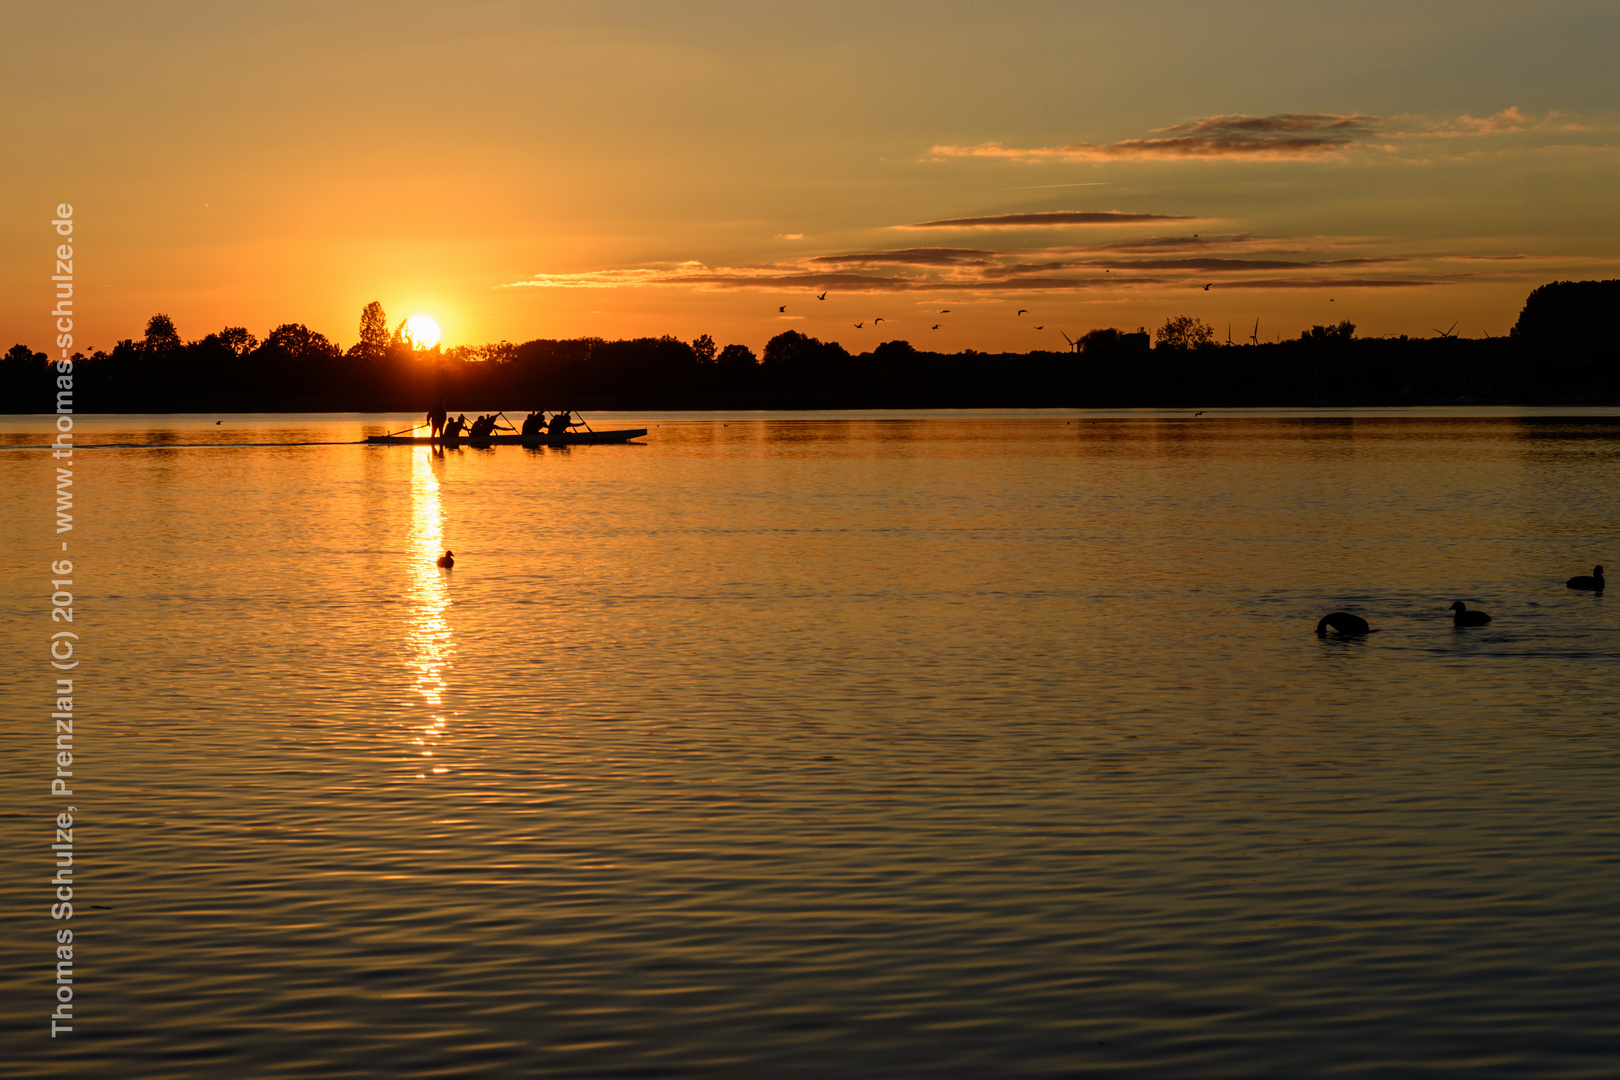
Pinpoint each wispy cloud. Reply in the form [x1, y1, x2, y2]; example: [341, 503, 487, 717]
[933, 113, 1378, 162]
[809, 248, 993, 266]
[931, 108, 1601, 163]
[499, 237, 1532, 296]
[1402, 106, 1595, 137]
[901, 211, 1195, 228]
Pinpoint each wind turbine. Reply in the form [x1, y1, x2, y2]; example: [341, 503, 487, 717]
[1059, 330, 1080, 354]
[1433, 321, 1458, 339]
[1249, 318, 1260, 346]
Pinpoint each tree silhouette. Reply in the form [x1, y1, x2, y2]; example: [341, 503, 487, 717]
[763, 330, 849, 370]
[0, 343, 49, 406]
[717, 343, 757, 368]
[263, 323, 339, 363]
[201, 326, 258, 357]
[144, 313, 182, 352]
[1154, 315, 1215, 350]
[355, 302, 389, 360]
[691, 334, 717, 364]
[1302, 320, 1355, 341]
[4, 343, 44, 366]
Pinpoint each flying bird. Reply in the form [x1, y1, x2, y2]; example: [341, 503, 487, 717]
[874, 317, 885, 324]
[816, 291, 827, 300]
[778, 305, 786, 313]
[1035, 325, 1043, 330]
[1203, 283, 1212, 291]
[853, 322, 863, 328]
[1018, 309, 1028, 316]
[931, 324, 940, 330]
[939, 309, 951, 314]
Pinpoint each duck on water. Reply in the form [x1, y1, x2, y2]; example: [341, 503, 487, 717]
[1316, 612, 1375, 636]
[1450, 601, 1491, 626]
[1567, 565, 1604, 591]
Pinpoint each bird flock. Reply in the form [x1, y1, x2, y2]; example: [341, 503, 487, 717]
[1317, 566, 1603, 637]
[774, 292, 1069, 340]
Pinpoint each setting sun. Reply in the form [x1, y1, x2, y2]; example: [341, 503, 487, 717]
[402, 315, 441, 349]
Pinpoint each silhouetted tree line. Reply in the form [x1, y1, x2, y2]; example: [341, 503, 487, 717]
[3, 282, 1617, 412]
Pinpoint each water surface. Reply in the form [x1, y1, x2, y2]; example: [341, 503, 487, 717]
[2, 410, 1618, 1077]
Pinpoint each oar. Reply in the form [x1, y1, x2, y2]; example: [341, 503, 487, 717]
[381, 421, 424, 438]
[568, 410, 595, 433]
[496, 411, 519, 432]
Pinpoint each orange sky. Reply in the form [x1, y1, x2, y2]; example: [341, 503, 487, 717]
[4, 1, 1618, 358]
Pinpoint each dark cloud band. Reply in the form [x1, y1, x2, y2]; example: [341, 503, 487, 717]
[903, 211, 1195, 228]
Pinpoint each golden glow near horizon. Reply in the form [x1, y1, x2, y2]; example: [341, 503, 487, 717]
[403, 315, 442, 349]
[3, 4, 1618, 353]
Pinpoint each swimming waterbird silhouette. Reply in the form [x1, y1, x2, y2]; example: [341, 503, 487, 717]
[436, 551, 455, 569]
[1316, 612, 1374, 636]
[1566, 565, 1605, 590]
[1450, 601, 1491, 626]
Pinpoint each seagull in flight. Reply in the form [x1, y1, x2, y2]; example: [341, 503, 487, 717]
[931, 324, 940, 330]
[939, 309, 951, 314]
[874, 317, 885, 324]
[1018, 309, 1028, 316]
[1203, 283, 1212, 291]
[1035, 325, 1044, 330]
[817, 291, 827, 300]
[778, 305, 786, 312]
[853, 322, 863, 328]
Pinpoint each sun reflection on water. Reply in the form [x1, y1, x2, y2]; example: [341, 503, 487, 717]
[407, 447, 454, 775]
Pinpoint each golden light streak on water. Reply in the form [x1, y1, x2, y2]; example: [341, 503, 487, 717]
[407, 446, 454, 775]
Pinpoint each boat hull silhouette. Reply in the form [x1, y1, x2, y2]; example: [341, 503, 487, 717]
[366, 429, 648, 447]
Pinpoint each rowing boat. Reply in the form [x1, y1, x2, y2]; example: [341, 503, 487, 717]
[365, 429, 648, 447]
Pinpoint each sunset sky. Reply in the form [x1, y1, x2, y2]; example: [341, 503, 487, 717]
[4, 0, 1618, 357]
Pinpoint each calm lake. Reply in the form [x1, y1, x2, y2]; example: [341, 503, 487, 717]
[1, 410, 1618, 1078]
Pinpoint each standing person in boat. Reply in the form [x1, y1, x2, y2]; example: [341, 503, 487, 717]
[426, 398, 448, 439]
